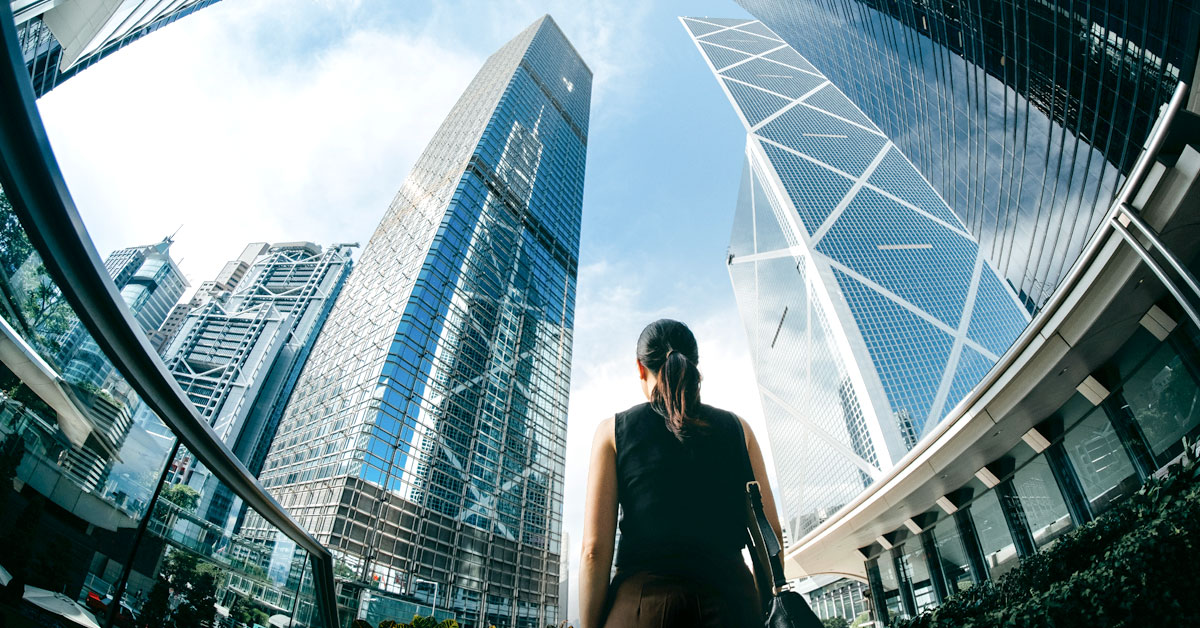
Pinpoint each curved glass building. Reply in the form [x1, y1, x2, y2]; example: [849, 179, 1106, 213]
[736, 0, 1200, 311]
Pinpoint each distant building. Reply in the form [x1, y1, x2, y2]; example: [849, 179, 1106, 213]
[11, 0, 223, 97]
[57, 237, 187, 389]
[161, 241, 353, 527]
[149, 243, 268, 354]
[37, 237, 187, 491]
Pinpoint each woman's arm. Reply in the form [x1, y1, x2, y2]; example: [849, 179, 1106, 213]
[740, 416, 783, 545]
[579, 417, 618, 628]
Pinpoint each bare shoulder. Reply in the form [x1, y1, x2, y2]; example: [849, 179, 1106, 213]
[593, 416, 616, 449]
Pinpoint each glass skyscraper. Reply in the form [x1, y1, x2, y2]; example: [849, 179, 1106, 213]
[734, 0, 1200, 311]
[12, 0, 222, 96]
[245, 16, 589, 628]
[682, 17, 1029, 537]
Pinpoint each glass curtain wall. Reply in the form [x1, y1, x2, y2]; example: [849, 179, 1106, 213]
[0, 189, 331, 628]
[862, 309, 1200, 624]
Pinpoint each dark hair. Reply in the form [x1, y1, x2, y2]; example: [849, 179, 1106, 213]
[637, 319, 703, 437]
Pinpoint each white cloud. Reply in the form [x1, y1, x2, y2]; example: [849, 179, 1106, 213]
[424, 0, 655, 124]
[37, 0, 481, 290]
[561, 259, 774, 622]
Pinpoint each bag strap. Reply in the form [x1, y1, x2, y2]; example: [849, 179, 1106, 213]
[735, 416, 788, 592]
[745, 481, 787, 591]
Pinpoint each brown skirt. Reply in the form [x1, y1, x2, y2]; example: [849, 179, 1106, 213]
[601, 566, 761, 628]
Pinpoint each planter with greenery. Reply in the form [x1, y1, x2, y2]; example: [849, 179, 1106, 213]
[353, 616, 459, 628]
[893, 443, 1200, 628]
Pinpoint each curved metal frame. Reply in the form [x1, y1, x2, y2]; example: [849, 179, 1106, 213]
[0, 5, 338, 627]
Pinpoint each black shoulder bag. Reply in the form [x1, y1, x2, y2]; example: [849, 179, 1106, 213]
[744, 482, 823, 628]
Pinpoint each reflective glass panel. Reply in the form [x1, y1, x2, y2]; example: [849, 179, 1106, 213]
[1063, 408, 1139, 514]
[0, 191, 181, 626]
[1121, 343, 1200, 462]
[899, 540, 937, 612]
[932, 517, 975, 592]
[874, 556, 905, 620]
[1012, 455, 1073, 548]
[968, 490, 1018, 579]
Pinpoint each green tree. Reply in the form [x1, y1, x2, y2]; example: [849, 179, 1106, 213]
[138, 550, 226, 628]
[231, 595, 270, 627]
[822, 617, 849, 628]
[159, 483, 201, 512]
[0, 189, 32, 278]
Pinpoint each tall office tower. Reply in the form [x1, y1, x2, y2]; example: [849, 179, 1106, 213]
[734, 0, 1200, 311]
[247, 16, 588, 628]
[58, 237, 187, 390]
[10, 0, 222, 97]
[682, 18, 1030, 536]
[149, 242, 269, 353]
[162, 241, 353, 526]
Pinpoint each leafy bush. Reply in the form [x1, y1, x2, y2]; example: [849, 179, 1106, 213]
[372, 616, 457, 628]
[893, 444, 1200, 628]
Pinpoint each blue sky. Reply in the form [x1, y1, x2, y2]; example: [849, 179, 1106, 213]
[36, 0, 766, 621]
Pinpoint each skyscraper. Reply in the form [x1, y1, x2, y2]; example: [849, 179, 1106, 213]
[150, 242, 268, 354]
[11, 0, 222, 97]
[161, 241, 353, 528]
[19, 237, 186, 492]
[733, 0, 1200, 310]
[246, 16, 589, 628]
[57, 237, 187, 389]
[682, 17, 1030, 537]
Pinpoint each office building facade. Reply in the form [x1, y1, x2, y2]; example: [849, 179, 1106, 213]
[11, 0, 222, 97]
[149, 242, 268, 354]
[163, 241, 353, 528]
[23, 237, 187, 492]
[683, 17, 1030, 538]
[246, 16, 589, 628]
[735, 0, 1200, 311]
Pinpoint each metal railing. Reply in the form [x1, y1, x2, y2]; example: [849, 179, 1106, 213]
[0, 4, 339, 627]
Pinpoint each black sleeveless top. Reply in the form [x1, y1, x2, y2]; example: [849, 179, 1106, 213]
[613, 402, 753, 576]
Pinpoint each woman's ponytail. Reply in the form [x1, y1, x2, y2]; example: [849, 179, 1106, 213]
[637, 320, 703, 438]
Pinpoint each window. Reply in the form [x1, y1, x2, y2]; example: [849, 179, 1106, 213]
[968, 490, 1018, 578]
[1063, 408, 1139, 513]
[1011, 455, 1073, 548]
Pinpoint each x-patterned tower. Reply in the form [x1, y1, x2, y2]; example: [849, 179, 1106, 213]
[682, 17, 1030, 536]
[246, 16, 589, 628]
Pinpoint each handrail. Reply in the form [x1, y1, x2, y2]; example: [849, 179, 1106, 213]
[0, 5, 338, 628]
[786, 79, 1192, 561]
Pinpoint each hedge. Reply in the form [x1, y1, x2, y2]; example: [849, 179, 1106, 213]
[893, 443, 1200, 628]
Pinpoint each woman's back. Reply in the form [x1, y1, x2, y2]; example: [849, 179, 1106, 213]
[578, 319, 781, 628]
[614, 402, 751, 576]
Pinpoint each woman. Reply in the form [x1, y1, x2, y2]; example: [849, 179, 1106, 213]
[579, 319, 783, 628]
